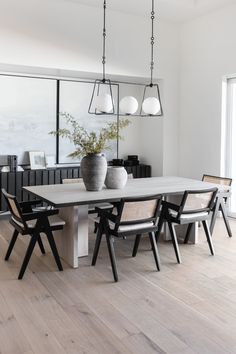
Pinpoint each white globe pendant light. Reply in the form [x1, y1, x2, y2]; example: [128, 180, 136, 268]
[142, 96, 160, 115]
[119, 96, 138, 115]
[95, 93, 113, 113]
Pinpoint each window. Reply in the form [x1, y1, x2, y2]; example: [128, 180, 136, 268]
[223, 77, 236, 216]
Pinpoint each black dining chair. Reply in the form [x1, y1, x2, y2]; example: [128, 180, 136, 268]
[91, 194, 163, 282]
[202, 174, 232, 237]
[155, 188, 218, 260]
[2, 188, 65, 279]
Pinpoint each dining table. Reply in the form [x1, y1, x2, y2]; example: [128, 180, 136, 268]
[23, 176, 220, 268]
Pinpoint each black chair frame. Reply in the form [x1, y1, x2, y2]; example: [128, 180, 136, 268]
[202, 174, 232, 237]
[2, 189, 63, 279]
[92, 194, 163, 282]
[156, 188, 218, 260]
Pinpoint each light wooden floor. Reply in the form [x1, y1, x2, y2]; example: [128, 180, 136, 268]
[1, 217, 236, 354]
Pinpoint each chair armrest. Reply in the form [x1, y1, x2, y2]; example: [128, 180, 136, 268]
[19, 200, 43, 213]
[95, 207, 118, 223]
[23, 208, 59, 221]
[161, 200, 180, 212]
[19, 200, 42, 207]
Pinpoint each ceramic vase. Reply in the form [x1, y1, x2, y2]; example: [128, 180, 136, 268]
[80, 154, 107, 191]
[105, 166, 128, 189]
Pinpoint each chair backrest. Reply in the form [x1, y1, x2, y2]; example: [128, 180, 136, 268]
[116, 195, 162, 227]
[1, 189, 27, 229]
[180, 188, 218, 215]
[62, 178, 83, 184]
[202, 174, 232, 188]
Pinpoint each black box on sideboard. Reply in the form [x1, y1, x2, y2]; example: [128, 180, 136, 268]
[111, 155, 140, 167]
[7, 155, 18, 172]
[125, 155, 139, 166]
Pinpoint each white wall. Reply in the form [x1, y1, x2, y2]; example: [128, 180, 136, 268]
[179, 4, 236, 179]
[0, 0, 180, 177]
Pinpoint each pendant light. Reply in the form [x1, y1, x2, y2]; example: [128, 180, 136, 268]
[119, 95, 139, 115]
[88, 0, 116, 115]
[141, 0, 163, 117]
[119, 0, 163, 117]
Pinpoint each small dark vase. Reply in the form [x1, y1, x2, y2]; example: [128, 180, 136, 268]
[80, 153, 107, 191]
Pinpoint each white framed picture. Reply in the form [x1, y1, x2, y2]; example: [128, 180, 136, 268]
[29, 151, 46, 170]
[45, 155, 56, 168]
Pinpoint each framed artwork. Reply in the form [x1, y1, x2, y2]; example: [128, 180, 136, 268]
[45, 155, 56, 168]
[29, 151, 46, 170]
[0, 75, 57, 165]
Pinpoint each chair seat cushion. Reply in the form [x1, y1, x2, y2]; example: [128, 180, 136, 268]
[170, 210, 208, 220]
[117, 221, 154, 232]
[26, 215, 66, 228]
[109, 220, 155, 232]
[89, 216, 154, 233]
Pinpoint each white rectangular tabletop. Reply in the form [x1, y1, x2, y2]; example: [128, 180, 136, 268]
[23, 176, 218, 208]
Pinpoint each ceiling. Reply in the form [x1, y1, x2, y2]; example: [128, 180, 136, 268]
[66, 0, 236, 22]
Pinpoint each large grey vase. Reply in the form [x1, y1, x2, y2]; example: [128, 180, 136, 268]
[81, 154, 107, 191]
[105, 166, 128, 189]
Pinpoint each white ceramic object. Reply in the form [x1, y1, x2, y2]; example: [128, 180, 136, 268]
[1, 166, 10, 172]
[95, 93, 113, 113]
[119, 96, 138, 115]
[142, 96, 161, 115]
[105, 166, 128, 189]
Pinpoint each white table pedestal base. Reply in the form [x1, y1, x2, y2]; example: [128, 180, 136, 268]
[57, 205, 89, 268]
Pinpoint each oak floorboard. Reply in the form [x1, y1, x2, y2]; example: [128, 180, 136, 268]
[0, 217, 236, 353]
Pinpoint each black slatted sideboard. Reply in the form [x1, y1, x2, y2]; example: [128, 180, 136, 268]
[0, 165, 151, 211]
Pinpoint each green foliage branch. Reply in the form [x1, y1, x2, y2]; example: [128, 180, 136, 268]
[50, 112, 130, 158]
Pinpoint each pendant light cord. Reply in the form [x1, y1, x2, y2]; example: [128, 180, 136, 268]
[150, 0, 155, 87]
[102, 0, 107, 83]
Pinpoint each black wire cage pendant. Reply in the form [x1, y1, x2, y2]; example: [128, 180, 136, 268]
[88, 0, 117, 115]
[140, 83, 163, 116]
[88, 79, 116, 115]
[140, 0, 163, 117]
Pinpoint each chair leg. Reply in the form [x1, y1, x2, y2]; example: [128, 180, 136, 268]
[149, 232, 161, 271]
[94, 222, 98, 234]
[184, 223, 193, 244]
[202, 220, 215, 256]
[168, 222, 182, 264]
[220, 202, 232, 237]
[132, 234, 141, 257]
[5, 229, 19, 261]
[105, 233, 118, 282]
[92, 225, 103, 266]
[37, 235, 46, 254]
[210, 198, 220, 235]
[45, 230, 63, 271]
[18, 233, 38, 279]
[155, 212, 165, 242]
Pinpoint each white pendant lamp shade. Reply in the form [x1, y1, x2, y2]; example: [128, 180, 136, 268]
[95, 93, 113, 113]
[142, 96, 161, 115]
[119, 96, 138, 115]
